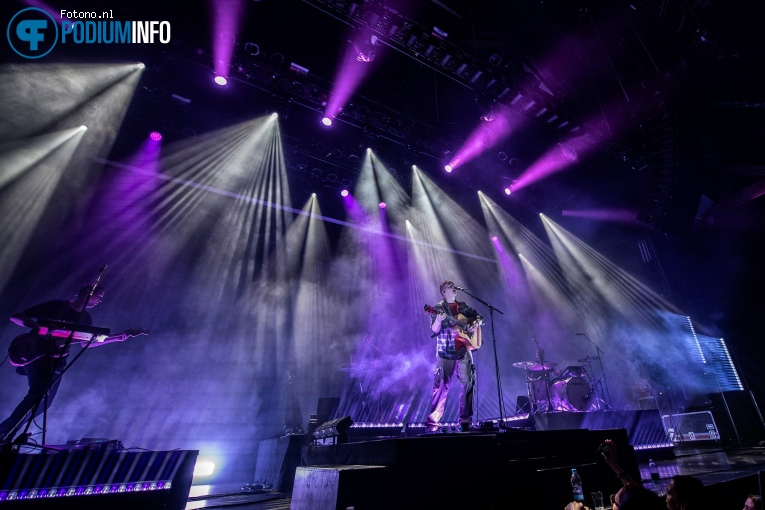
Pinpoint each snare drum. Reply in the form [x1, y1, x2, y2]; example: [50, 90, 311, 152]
[550, 376, 595, 412]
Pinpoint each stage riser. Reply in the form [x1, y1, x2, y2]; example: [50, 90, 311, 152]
[531, 410, 670, 446]
[290, 465, 391, 510]
[254, 434, 311, 492]
[300, 429, 638, 509]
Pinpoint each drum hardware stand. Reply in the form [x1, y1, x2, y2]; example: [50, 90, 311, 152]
[587, 374, 606, 410]
[532, 337, 554, 414]
[455, 288, 506, 429]
[576, 333, 612, 408]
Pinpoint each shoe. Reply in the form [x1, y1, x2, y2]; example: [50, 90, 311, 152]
[459, 422, 472, 432]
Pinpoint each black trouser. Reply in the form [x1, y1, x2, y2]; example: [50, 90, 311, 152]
[0, 357, 63, 440]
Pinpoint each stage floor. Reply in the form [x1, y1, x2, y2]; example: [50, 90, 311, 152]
[185, 444, 765, 510]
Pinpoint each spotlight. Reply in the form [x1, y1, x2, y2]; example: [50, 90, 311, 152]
[321, 117, 333, 127]
[491, 235, 499, 242]
[444, 164, 453, 173]
[504, 187, 512, 195]
[214, 75, 228, 86]
[340, 189, 349, 197]
[135, 63, 145, 70]
[355, 37, 377, 62]
[379, 202, 386, 209]
[149, 131, 162, 141]
[79, 125, 88, 132]
[193, 461, 215, 477]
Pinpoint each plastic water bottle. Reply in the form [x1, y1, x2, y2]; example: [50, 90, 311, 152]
[648, 459, 660, 482]
[571, 468, 584, 502]
[649, 458, 664, 495]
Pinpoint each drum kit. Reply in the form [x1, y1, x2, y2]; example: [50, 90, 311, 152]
[513, 355, 604, 413]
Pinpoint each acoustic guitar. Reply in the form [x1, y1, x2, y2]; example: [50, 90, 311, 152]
[424, 304, 482, 350]
[8, 324, 148, 367]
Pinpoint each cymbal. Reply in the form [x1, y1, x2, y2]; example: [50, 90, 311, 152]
[513, 361, 537, 368]
[578, 356, 599, 363]
[528, 362, 557, 371]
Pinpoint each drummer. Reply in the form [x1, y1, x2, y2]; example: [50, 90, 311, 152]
[535, 348, 557, 374]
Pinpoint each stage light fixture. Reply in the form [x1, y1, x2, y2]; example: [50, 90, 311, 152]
[431, 26, 448, 41]
[214, 75, 228, 86]
[379, 202, 386, 209]
[244, 42, 260, 56]
[340, 189, 349, 197]
[504, 187, 512, 195]
[321, 117, 333, 127]
[491, 235, 499, 242]
[289, 62, 310, 76]
[149, 131, 162, 141]
[355, 36, 377, 62]
[79, 125, 88, 131]
[312, 416, 353, 444]
[444, 164, 453, 173]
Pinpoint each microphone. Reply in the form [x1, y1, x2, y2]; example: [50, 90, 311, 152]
[455, 286, 467, 291]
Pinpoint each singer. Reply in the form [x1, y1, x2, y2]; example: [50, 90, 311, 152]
[424, 280, 484, 433]
[0, 283, 140, 444]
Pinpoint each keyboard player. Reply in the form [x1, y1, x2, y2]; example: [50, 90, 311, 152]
[1, 283, 133, 444]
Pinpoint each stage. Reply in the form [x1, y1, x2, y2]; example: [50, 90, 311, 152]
[239, 408, 760, 509]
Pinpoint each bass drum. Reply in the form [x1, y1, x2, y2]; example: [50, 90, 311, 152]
[550, 376, 595, 412]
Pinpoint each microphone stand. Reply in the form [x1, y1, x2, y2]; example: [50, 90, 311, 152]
[457, 288, 506, 429]
[9, 266, 108, 449]
[578, 333, 612, 409]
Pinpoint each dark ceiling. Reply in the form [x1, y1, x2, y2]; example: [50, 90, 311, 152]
[3, 0, 765, 338]
[81, 0, 764, 231]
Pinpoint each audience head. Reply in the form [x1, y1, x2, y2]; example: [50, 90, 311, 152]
[745, 495, 763, 510]
[666, 475, 705, 510]
[616, 485, 666, 510]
